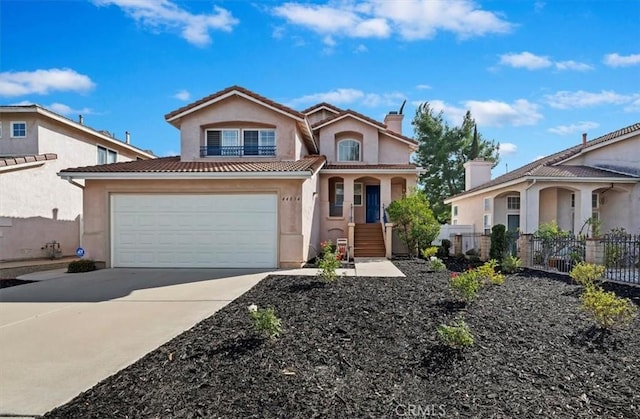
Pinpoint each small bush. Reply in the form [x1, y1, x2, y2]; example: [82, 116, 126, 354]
[248, 304, 282, 339]
[465, 248, 479, 257]
[475, 259, 504, 285]
[421, 246, 438, 259]
[581, 288, 637, 329]
[449, 271, 481, 302]
[318, 240, 341, 282]
[490, 224, 507, 261]
[570, 262, 605, 290]
[429, 257, 446, 272]
[440, 239, 451, 256]
[67, 259, 96, 273]
[437, 317, 474, 349]
[501, 255, 522, 274]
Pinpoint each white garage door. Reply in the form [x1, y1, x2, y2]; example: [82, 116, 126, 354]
[111, 194, 277, 268]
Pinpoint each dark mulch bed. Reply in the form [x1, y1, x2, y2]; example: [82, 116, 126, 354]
[0, 278, 36, 289]
[42, 260, 640, 418]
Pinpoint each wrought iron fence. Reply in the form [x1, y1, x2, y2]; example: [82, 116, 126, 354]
[529, 234, 586, 274]
[200, 145, 276, 157]
[450, 233, 483, 258]
[603, 233, 640, 284]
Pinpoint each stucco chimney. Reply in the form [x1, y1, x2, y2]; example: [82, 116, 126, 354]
[463, 158, 493, 191]
[125, 131, 131, 144]
[582, 132, 587, 147]
[384, 111, 403, 134]
[78, 115, 84, 125]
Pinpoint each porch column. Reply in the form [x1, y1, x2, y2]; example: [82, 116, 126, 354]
[523, 186, 539, 233]
[380, 177, 392, 217]
[343, 177, 354, 222]
[319, 176, 330, 219]
[575, 187, 593, 234]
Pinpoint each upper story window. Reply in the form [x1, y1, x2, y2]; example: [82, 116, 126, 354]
[337, 139, 361, 162]
[452, 205, 458, 217]
[507, 196, 520, 211]
[483, 197, 492, 211]
[11, 121, 26, 138]
[97, 146, 117, 164]
[203, 128, 276, 157]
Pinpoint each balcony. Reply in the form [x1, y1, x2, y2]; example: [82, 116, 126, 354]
[200, 145, 276, 157]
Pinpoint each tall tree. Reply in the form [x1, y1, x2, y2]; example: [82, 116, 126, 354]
[413, 103, 500, 223]
[470, 124, 479, 159]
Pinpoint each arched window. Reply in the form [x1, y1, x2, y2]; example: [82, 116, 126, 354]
[337, 139, 361, 162]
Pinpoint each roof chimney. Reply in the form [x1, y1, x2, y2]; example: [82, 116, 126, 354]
[78, 115, 84, 125]
[463, 158, 493, 191]
[384, 111, 404, 135]
[582, 132, 588, 147]
[125, 131, 130, 144]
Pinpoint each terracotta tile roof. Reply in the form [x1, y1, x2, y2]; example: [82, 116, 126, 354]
[311, 109, 418, 145]
[60, 155, 326, 174]
[0, 153, 57, 167]
[448, 122, 640, 200]
[301, 102, 343, 115]
[164, 85, 305, 121]
[323, 163, 418, 170]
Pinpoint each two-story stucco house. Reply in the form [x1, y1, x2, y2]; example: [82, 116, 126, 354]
[445, 123, 640, 236]
[59, 86, 420, 268]
[0, 105, 155, 261]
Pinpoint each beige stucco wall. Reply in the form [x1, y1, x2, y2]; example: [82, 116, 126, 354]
[378, 134, 413, 164]
[317, 118, 380, 164]
[0, 113, 150, 261]
[568, 133, 640, 169]
[176, 96, 301, 162]
[301, 171, 321, 261]
[81, 178, 308, 268]
[0, 114, 39, 155]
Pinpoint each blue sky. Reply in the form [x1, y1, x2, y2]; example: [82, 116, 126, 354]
[1, 0, 638, 176]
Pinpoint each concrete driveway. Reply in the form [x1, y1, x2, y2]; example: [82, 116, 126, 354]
[0, 268, 270, 417]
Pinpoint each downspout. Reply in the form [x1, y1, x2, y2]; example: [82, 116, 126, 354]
[523, 179, 537, 233]
[62, 176, 85, 190]
[62, 175, 85, 249]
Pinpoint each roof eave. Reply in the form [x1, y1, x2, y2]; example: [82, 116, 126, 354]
[57, 171, 314, 180]
[321, 168, 423, 175]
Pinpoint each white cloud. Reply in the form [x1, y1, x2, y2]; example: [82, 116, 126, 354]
[272, 26, 285, 39]
[547, 121, 599, 135]
[499, 142, 518, 155]
[0, 68, 95, 97]
[354, 44, 368, 53]
[173, 89, 190, 101]
[93, 0, 238, 46]
[534, 2, 546, 12]
[423, 98, 542, 127]
[10, 100, 94, 117]
[416, 84, 431, 90]
[289, 88, 405, 108]
[499, 52, 592, 71]
[603, 53, 640, 67]
[273, 0, 511, 43]
[545, 90, 632, 109]
[499, 52, 552, 70]
[532, 155, 546, 162]
[555, 60, 593, 71]
[624, 96, 640, 113]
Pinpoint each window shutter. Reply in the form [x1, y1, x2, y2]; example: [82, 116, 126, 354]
[207, 130, 221, 147]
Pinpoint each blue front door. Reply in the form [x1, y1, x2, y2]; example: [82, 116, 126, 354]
[366, 185, 380, 223]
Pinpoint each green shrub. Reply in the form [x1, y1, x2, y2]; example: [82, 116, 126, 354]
[318, 240, 341, 282]
[440, 239, 451, 256]
[605, 244, 624, 268]
[501, 255, 522, 274]
[387, 190, 441, 256]
[490, 224, 507, 261]
[421, 246, 438, 259]
[475, 259, 504, 285]
[569, 262, 605, 290]
[581, 287, 637, 329]
[465, 248, 479, 257]
[429, 257, 446, 272]
[248, 304, 282, 339]
[449, 271, 481, 302]
[437, 317, 474, 349]
[67, 259, 96, 273]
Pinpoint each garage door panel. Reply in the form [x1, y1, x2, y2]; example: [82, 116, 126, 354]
[112, 194, 277, 268]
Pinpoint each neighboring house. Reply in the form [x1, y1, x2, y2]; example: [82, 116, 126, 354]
[445, 123, 640, 236]
[0, 105, 155, 261]
[59, 86, 420, 268]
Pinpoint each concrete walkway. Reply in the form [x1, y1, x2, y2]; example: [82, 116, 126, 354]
[0, 268, 270, 417]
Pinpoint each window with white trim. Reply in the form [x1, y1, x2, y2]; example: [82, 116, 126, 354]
[483, 197, 491, 211]
[204, 128, 275, 156]
[11, 121, 26, 138]
[483, 214, 492, 235]
[337, 139, 361, 162]
[354, 183, 363, 206]
[453, 205, 458, 217]
[507, 196, 520, 210]
[97, 146, 117, 164]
